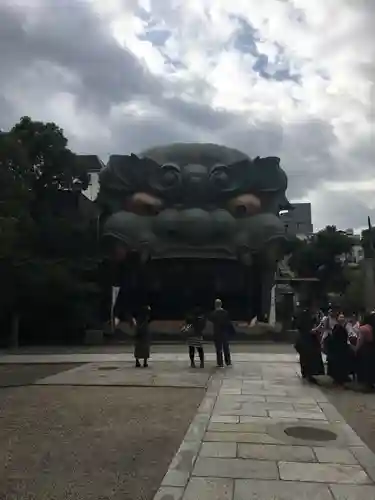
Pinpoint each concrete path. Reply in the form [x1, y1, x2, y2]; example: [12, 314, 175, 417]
[153, 356, 375, 500]
[0, 353, 296, 364]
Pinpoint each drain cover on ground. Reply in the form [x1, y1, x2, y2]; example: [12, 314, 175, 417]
[98, 366, 119, 371]
[284, 426, 337, 441]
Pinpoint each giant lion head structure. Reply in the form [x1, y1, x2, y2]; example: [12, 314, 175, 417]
[97, 143, 291, 320]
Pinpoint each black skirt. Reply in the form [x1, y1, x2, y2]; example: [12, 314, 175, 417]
[295, 332, 324, 377]
[134, 325, 151, 359]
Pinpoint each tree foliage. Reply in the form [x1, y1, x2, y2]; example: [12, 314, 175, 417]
[0, 117, 100, 347]
[341, 267, 364, 313]
[288, 225, 354, 299]
[10, 116, 88, 192]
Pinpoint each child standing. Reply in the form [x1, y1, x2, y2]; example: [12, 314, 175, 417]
[182, 308, 206, 368]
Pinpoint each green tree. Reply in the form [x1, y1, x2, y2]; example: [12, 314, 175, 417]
[0, 118, 99, 347]
[289, 226, 354, 300]
[341, 267, 364, 313]
[10, 116, 88, 193]
[361, 222, 375, 258]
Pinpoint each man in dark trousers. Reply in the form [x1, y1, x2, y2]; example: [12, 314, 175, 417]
[209, 298, 233, 367]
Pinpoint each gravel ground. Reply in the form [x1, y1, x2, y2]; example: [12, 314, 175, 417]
[0, 385, 203, 500]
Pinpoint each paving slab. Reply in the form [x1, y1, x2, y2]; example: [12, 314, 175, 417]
[184, 414, 210, 442]
[314, 448, 358, 465]
[198, 397, 216, 413]
[319, 402, 345, 423]
[268, 410, 327, 420]
[216, 395, 266, 403]
[210, 415, 240, 423]
[330, 484, 375, 499]
[241, 388, 288, 396]
[266, 396, 320, 404]
[278, 461, 371, 484]
[170, 440, 201, 473]
[161, 470, 190, 488]
[208, 422, 268, 434]
[193, 457, 279, 479]
[216, 401, 295, 412]
[238, 443, 316, 462]
[213, 406, 268, 417]
[205, 431, 283, 444]
[221, 388, 242, 394]
[182, 477, 233, 500]
[154, 487, 184, 500]
[350, 446, 375, 482]
[200, 442, 237, 458]
[234, 479, 334, 500]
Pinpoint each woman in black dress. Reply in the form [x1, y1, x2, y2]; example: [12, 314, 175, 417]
[294, 306, 324, 384]
[134, 305, 152, 368]
[326, 312, 353, 385]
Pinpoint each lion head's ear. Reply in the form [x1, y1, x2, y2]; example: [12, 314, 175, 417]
[99, 154, 160, 194]
[209, 159, 254, 194]
[244, 156, 287, 193]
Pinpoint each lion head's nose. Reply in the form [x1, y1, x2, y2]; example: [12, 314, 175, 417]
[179, 209, 213, 243]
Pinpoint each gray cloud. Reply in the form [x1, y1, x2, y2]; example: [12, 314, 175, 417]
[312, 190, 375, 231]
[0, 0, 161, 115]
[0, 0, 374, 230]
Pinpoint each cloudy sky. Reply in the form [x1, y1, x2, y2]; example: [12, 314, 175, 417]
[1, 0, 374, 231]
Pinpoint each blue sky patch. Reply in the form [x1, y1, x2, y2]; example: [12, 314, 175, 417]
[232, 15, 300, 83]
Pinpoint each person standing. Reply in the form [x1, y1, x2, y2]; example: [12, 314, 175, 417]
[326, 312, 353, 385]
[315, 306, 337, 354]
[182, 307, 206, 368]
[355, 313, 375, 390]
[294, 305, 325, 384]
[134, 305, 152, 368]
[208, 298, 233, 368]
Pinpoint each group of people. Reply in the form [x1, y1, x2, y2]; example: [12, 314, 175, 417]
[294, 306, 375, 391]
[130, 298, 235, 369]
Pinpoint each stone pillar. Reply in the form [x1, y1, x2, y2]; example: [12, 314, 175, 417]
[111, 286, 120, 332]
[268, 283, 276, 326]
[260, 266, 276, 322]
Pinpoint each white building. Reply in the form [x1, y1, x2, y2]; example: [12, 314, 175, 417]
[339, 229, 364, 265]
[79, 155, 104, 201]
[279, 203, 313, 238]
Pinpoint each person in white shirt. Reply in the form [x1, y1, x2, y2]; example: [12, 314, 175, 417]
[314, 308, 337, 354]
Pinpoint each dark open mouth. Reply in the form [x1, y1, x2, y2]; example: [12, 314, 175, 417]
[102, 232, 242, 262]
[151, 246, 237, 260]
[102, 215, 287, 319]
[114, 255, 255, 319]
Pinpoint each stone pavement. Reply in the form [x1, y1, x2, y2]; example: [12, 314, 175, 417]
[152, 356, 375, 500]
[32, 361, 215, 388]
[2, 352, 375, 499]
[0, 353, 296, 364]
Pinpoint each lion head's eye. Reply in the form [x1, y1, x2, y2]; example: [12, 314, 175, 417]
[160, 163, 181, 188]
[210, 164, 230, 189]
[126, 192, 163, 216]
[227, 193, 261, 217]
